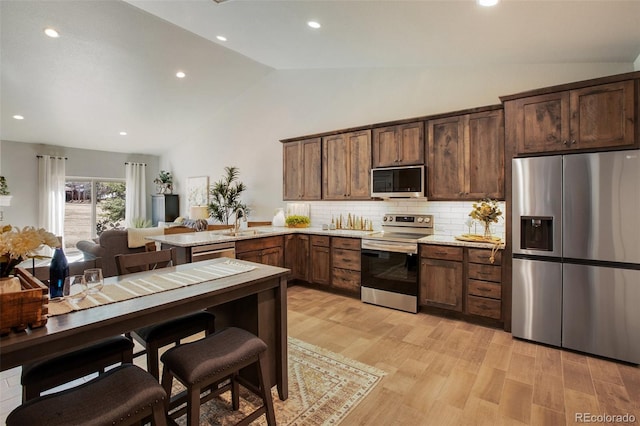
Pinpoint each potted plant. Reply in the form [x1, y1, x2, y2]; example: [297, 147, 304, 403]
[208, 166, 248, 225]
[285, 215, 310, 228]
[153, 170, 173, 194]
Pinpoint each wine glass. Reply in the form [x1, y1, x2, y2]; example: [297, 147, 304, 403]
[64, 275, 87, 302]
[83, 268, 104, 294]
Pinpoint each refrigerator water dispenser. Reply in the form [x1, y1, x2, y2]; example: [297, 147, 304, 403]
[520, 216, 553, 251]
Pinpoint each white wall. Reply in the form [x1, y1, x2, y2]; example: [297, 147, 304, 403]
[0, 140, 159, 228]
[161, 62, 633, 222]
[635, 53, 640, 71]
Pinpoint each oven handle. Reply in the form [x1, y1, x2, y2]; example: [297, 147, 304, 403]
[361, 239, 417, 254]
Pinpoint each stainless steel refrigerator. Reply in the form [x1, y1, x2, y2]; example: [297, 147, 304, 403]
[512, 150, 640, 364]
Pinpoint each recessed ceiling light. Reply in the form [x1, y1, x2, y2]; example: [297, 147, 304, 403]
[13, 115, 24, 120]
[307, 21, 321, 29]
[44, 28, 59, 38]
[216, 35, 227, 42]
[176, 71, 186, 78]
[477, 0, 499, 6]
[119, 131, 127, 136]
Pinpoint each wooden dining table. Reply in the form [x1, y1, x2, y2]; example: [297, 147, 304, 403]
[0, 258, 290, 400]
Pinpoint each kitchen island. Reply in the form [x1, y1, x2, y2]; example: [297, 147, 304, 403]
[0, 258, 291, 400]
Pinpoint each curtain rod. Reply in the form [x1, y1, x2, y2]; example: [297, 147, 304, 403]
[36, 155, 68, 160]
[124, 162, 147, 166]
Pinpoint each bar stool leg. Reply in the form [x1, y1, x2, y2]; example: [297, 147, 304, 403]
[258, 354, 276, 426]
[187, 386, 201, 426]
[232, 374, 240, 410]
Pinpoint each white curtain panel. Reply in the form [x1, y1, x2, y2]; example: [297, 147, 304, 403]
[125, 162, 146, 227]
[37, 155, 66, 236]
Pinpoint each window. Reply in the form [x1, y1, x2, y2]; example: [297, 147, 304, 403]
[64, 178, 126, 251]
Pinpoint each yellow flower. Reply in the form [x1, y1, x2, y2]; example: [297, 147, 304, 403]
[469, 199, 502, 224]
[0, 225, 59, 277]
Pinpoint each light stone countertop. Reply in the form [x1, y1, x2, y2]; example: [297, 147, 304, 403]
[146, 226, 505, 250]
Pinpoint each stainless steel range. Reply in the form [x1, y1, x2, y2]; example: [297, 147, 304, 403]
[361, 214, 434, 313]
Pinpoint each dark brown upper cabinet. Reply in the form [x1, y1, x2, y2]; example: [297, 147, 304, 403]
[427, 108, 504, 200]
[506, 79, 637, 155]
[283, 138, 322, 201]
[322, 130, 372, 200]
[372, 122, 424, 167]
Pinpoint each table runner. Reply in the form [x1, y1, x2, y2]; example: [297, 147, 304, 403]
[47, 260, 256, 317]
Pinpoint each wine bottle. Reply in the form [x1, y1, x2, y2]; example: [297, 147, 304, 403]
[49, 247, 69, 298]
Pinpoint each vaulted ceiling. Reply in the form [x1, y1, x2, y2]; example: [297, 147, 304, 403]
[2, 0, 639, 155]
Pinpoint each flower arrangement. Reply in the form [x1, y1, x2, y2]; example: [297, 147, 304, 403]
[0, 225, 59, 277]
[153, 170, 173, 194]
[469, 199, 502, 238]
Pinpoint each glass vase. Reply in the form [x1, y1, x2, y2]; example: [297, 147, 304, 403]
[483, 222, 492, 239]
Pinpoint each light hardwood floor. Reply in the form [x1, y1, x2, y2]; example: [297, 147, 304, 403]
[287, 285, 640, 426]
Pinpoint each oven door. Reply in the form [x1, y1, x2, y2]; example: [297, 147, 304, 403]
[360, 240, 418, 313]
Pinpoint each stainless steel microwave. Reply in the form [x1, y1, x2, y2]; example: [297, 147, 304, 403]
[371, 165, 425, 198]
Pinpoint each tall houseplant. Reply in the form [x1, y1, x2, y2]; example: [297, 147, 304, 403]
[208, 166, 248, 225]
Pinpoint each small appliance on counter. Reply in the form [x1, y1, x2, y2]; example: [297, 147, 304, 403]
[360, 214, 434, 313]
[512, 150, 640, 364]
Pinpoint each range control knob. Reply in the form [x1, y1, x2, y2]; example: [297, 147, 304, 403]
[387, 216, 393, 222]
[424, 217, 431, 223]
[383, 216, 388, 222]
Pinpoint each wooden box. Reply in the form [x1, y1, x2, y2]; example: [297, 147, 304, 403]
[0, 267, 48, 335]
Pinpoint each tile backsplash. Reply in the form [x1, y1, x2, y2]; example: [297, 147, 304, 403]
[287, 200, 506, 238]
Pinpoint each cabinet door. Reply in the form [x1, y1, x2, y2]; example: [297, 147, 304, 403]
[346, 130, 372, 199]
[512, 91, 570, 154]
[283, 139, 321, 200]
[427, 116, 465, 199]
[570, 80, 636, 150]
[372, 126, 399, 167]
[419, 258, 463, 311]
[262, 246, 284, 268]
[322, 134, 349, 200]
[301, 139, 322, 199]
[236, 249, 262, 264]
[284, 235, 300, 278]
[466, 109, 504, 199]
[397, 122, 424, 166]
[283, 142, 302, 200]
[310, 245, 331, 286]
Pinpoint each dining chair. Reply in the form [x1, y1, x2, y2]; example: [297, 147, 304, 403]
[22, 258, 135, 402]
[114, 248, 216, 380]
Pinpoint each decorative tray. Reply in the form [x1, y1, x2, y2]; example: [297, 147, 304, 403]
[454, 234, 503, 244]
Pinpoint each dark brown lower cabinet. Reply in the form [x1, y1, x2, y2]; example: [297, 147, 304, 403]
[284, 234, 310, 281]
[310, 236, 331, 286]
[330, 237, 360, 294]
[419, 245, 464, 312]
[235, 236, 284, 268]
[465, 248, 502, 320]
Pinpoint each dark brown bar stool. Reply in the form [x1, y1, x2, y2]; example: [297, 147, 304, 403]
[115, 248, 216, 379]
[160, 327, 276, 426]
[20, 335, 134, 402]
[8, 364, 167, 426]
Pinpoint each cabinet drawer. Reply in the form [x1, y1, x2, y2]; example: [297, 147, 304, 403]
[332, 268, 360, 292]
[468, 279, 502, 299]
[235, 236, 283, 253]
[468, 248, 502, 265]
[332, 248, 361, 271]
[467, 295, 501, 320]
[422, 245, 463, 261]
[311, 235, 330, 247]
[332, 237, 360, 250]
[468, 263, 501, 282]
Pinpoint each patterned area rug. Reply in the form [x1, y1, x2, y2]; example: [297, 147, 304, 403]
[174, 337, 386, 425]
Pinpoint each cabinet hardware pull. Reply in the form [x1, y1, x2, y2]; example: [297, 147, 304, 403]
[563, 140, 569, 146]
[571, 140, 576, 145]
